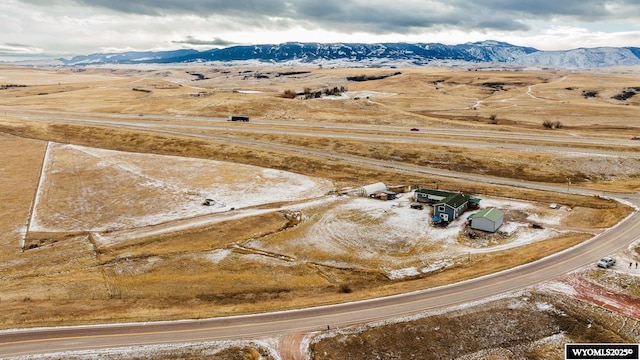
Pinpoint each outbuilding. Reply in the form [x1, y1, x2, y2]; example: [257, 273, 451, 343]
[468, 207, 504, 233]
[379, 191, 397, 201]
[358, 182, 387, 197]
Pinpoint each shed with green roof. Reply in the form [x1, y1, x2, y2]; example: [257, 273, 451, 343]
[467, 207, 504, 232]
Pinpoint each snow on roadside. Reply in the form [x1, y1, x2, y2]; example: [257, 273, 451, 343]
[536, 278, 578, 296]
[9, 339, 282, 360]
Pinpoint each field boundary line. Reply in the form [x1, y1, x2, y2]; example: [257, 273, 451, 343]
[23, 141, 51, 251]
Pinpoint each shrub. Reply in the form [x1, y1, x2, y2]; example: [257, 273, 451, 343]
[612, 88, 638, 101]
[543, 120, 563, 129]
[281, 89, 298, 99]
[339, 284, 353, 293]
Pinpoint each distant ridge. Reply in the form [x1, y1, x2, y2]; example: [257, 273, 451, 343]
[58, 41, 640, 69]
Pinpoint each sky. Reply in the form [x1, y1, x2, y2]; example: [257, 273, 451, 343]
[2, 0, 640, 62]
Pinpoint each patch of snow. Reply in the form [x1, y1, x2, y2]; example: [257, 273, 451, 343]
[471, 226, 560, 253]
[366, 290, 529, 328]
[527, 212, 563, 225]
[479, 197, 532, 211]
[498, 221, 522, 234]
[535, 301, 555, 311]
[321, 93, 350, 100]
[204, 249, 233, 264]
[387, 267, 420, 280]
[321, 91, 397, 100]
[419, 260, 453, 274]
[536, 279, 577, 296]
[10, 339, 282, 360]
[28, 141, 52, 233]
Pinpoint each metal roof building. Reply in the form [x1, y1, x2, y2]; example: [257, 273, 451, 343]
[468, 207, 504, 233]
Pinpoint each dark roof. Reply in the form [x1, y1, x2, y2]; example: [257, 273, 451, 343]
[437, 192, 470, 208]
[415, 188, 457, 198]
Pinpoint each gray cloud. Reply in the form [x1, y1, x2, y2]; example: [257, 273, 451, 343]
[172, 36, 237, 46]
[4, 42, 34, 48]
[48, 0, 639, 33]
[0, 43, 49, 61]
[69, 0, 289, 16]
[6, 0, 640, 61]
[461, 0, 606, 16]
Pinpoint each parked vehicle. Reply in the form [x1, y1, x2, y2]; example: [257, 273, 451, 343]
[228, 115, 249, 122]
[597, 257, 616, 268]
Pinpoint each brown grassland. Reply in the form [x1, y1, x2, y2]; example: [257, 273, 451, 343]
[1, 64, 639, 358]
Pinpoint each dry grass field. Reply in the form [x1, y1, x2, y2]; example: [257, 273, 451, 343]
[310, 291, 640, 360]
[1, 64, 639, 358]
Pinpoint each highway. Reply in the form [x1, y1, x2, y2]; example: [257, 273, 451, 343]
[1, 110, 638, 358]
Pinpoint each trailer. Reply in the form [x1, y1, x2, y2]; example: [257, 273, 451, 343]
[228, 115, 249, 122]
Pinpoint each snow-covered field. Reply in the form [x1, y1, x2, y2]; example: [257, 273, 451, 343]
[244, 194, 565, 280]
[30, 143, 334, 233]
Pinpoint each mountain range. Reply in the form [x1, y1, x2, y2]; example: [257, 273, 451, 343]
[58, 40, 640, 69]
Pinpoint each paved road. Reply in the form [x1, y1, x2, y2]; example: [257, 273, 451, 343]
[1, 110, 638, 358]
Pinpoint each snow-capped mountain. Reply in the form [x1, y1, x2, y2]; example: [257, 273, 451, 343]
[57, 41, 640, 69]
[513, 47, 640, 68]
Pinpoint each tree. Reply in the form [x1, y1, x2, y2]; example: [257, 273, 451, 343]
[282, 89, 297, 99]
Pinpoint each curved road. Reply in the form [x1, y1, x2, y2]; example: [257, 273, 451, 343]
[1, 111, 639, 358]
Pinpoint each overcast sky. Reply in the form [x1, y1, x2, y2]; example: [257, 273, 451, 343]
[2, 0, 640, 61]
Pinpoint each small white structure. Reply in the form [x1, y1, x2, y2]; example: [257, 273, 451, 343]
[202, 198, 216, 206]
[358, 182, 386, 197]
[468, 207, 504, 233]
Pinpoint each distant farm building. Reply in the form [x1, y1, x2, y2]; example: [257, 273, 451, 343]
[468, 207, 504, 232]
[202, 198, 216, 206]
[388, 184, 412, 193]
[228, 115, 249, 121]
[432, 192, 471, 225]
